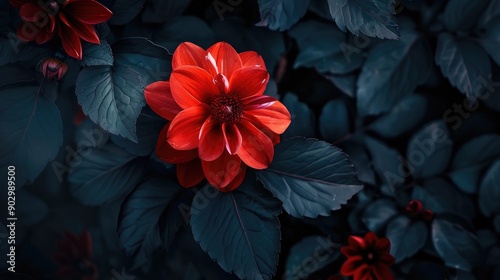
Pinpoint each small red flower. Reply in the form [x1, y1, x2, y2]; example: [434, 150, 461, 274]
[405, 200, 423, 216]
[9, 0, 113, 60]
[52, 230, 98, 280]
[40, 57, 68, 80]
[340, 232, 395, 280]
[145, 42, 291, 191]
[421, 209, 434, 222]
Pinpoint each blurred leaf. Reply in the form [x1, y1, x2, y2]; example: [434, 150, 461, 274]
[118, 178, 187, 269]
[109, 0, 146, 25]
[443, 0, 490, 31]
[357, 22, 432, 116]
[432, 217, 482, 271]
[365, 137, 405, 190]
[0, 82, 63, 187]
[319, 99, 350, 142]
[190, 177, 281, 280]
[480, 19, 500, 67]
[68, 142, 148, 206]
[141, 0, 191, 24]
[435, 33, 491, 101]
[81, 40, 114, 67]
[479, 160, 500, 216]
[409, 262, 447, 280]
[257, 0, 311, 31]
[412, 178, 475, 222]
[327, 0, 399, 39]
[111, 110, 165, 156]
[76, 65, 145, 142]
[17, 189, 48, 227]
[387, 215, 427, 263]
[289, 20, 363, 74]
[407, 120, 453, 179]
[369, 93, 427, 138]
[478, 0, 500, 28]
[449, 134, 500, 193]
[256, 138, 363, 218]
[362, 199, 398, 232]
[284, 236, 340, 280]
[282, 93, 316, 139]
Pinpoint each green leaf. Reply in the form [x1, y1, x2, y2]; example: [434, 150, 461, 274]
[387, 215, 427, 263]
[327, 0, 399, 39]
[76, 65, 145, 142]
[435, 33, 491, 101]
[479, 160, 500, 217]
[0, 82, 62, 186]
[357, 22, 432, 116]
[432, 217, 482, 271]
[82, 41, 114, 67]
[284, 236, 340, 280]
[68, 143, 148, 206]
[190, 177, 281, 280]
[407, 120, 453, 179]
[257, 0, 311, 31]
[256, 138, 363, 218]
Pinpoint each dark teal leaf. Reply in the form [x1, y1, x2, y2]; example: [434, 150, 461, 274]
[81, 40, 114, 67]
[256, 138, 363, 218]
[284, 236, 340, 280]
[289, 20, 363, 74]
[319, 99, 350, 142]
[369, 93, 427, 138]
[0, 83, 63, 186]
[443, 0, 489, 31]
[76, 65, 145, 142]
[365, 137, 405, 190]
[341, 139, 377, 185]
[156, 16, 215, 50]
[109, 0, 146, 25]
[479, 160, 500, 217]
[190, 177, 281, 280]
[0, 36, 51, 67]
[387, 215, 427, 263]
[327, 0, 399, 39]
[282, 93, 316, 139]
[118, 178, 186, 269]
[111, 111, 165, 156]
[357, 22, 432, 116]
[478, 0, 500, 28]
[141, 0, 191, 24]
[412, 178, 475, 222]
[435, 33, 491, 101]
[17, 189, 48, 227]
[362, 199, 398, 232]
[432, 217, 482, 271]
[449, 134, 500, 193]
[257, 0, 311, 31]
[324, 74, 356, 97]
[407, 120, 453, 179]
[68, 143, 148, 206]
[480, 19, 500, 67]
[0, 36, 14, 66]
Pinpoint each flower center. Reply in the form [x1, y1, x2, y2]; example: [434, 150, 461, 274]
[210, 94, 243, 124]
[363, 251, 377, 264]
[42, 0, 60, 15]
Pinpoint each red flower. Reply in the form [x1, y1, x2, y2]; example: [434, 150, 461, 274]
[40, 57, 68, 80]
[340, 232, 395, 280]
[145, 42, 291, 191]
[52, 230, 98, 280]
[9, 0, 112, 60]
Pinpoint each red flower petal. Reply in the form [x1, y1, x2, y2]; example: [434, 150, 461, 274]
[244, 99, 291, 134]
[219, 164, 246, 192]
[57, 23, 82, 59]
[172, 42, 207, 69]
[167, 104, 210, 150]
[202, 151, 243, 189]
[243, 95, 277, 110]
[239, 51, 266, 69]
[17, 22, 37, 41]
[375, 237, 390, 252]
[144, 81, 182, 121]
[170, 66, 219, 109]
[59, 12, 100, 44]
[63, 0, 113, 25]
[348, 235, 367, 250]
[373, 264, 394, 280]
[364, 232, 378, 248]
[156, 124, 198, 163]
[198, 117, 225, 161]
[236, 118, 274, 169]
[354, 266, 375, 280]
[8, 0, 30, 8]
[205, 42, 242, 80]
[19, 3, 44, 21]
[79, 230, 92, 258]
[229, 66, 269, 99]
[340, 246, 359, 257]
[56, 266, 82, 280]
[379, 252, 395, 264]
[340, 255, 364, 276]
[36, 22, 56, 44]
[222, 123, 242, 154]
[177, 159, 204, 188]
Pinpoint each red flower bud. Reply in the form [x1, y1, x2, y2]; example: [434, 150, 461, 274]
[421, 209, 434, 221]
[406, 200, 423, 214]
[40, 58, 68, 81]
